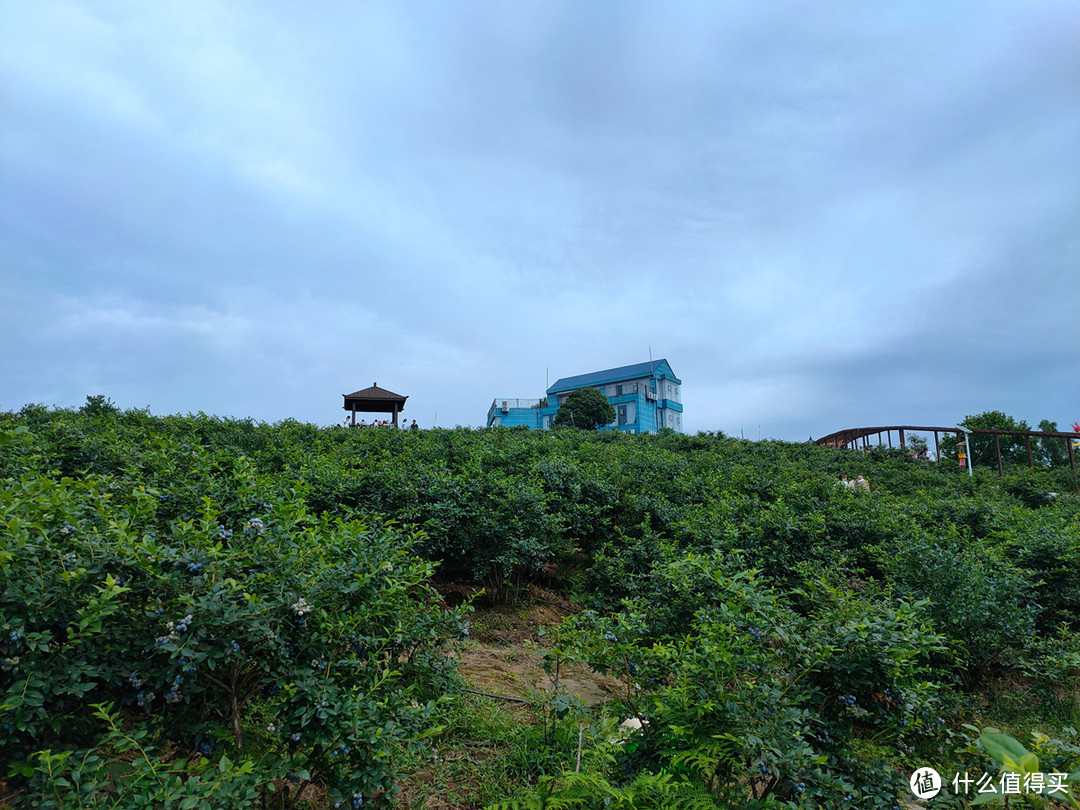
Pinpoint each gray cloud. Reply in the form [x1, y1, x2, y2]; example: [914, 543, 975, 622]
[2, 1, 1077, 437]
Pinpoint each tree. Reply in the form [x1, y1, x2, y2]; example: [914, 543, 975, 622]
[900, 434, 929, 458]
[1036, 419, 1068, 467]
[80, 394, 118, 417]
[940, 411, 1031, 467]
[554, 388, 615, 431]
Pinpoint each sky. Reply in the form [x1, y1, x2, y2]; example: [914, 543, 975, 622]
[2, 1, 1078, 441]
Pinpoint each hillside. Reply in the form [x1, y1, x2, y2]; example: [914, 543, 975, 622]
[2, 402, 1078, 808]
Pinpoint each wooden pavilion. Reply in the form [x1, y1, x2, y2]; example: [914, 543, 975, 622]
[343, 383, 408, 427]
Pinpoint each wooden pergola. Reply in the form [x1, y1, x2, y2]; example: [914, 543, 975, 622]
[343, 383, 407, 427]
[815, 424, 1077, 475]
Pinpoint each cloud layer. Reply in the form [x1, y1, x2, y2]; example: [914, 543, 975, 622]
[3, 2, 1077, 438]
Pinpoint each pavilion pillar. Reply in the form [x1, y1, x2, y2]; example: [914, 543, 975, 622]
[1026, 436, 1033, 468]
[899, 428, 905, 448]
[995, 434, 1003, 476]
[934, 431, 940, 462]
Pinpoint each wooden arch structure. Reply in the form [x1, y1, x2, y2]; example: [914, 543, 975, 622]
[815, 424, 1077, 475]
[343, 383, 407, 427]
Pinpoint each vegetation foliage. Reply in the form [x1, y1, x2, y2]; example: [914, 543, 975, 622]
[1, 400, 1078, 807]
[553, 390, 616, 431]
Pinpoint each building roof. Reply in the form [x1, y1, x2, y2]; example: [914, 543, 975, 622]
[547, 359, 680, 394]
[343, 383, 407, 412]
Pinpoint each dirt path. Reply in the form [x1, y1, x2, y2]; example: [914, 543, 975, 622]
[440, 583, 627, 705]
[458, 642, 625, 706]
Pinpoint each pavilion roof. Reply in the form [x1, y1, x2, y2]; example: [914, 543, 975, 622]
[343, 383, 407, 412]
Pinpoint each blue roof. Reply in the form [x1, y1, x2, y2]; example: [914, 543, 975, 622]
[547, 359, 679, 394]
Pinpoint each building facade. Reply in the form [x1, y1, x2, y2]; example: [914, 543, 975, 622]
[486, 359, 683, 434]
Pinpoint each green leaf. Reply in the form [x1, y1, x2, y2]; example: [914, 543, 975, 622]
[980, 732, 1032, 771]
[1019, 752, 1040, 776]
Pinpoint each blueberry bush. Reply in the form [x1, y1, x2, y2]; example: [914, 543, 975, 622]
[0, 422, 467, 808]
[1, 401, 1078, 808]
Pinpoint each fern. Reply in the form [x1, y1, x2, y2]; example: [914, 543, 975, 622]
[486, 769, 721, 810]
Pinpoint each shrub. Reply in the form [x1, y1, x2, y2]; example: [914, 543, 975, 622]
[0, 473, 466, 807]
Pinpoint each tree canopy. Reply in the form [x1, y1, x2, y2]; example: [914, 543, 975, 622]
[553, 387, 616, 430]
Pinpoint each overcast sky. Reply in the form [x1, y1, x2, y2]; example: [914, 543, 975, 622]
[2, 2, 1077, 440]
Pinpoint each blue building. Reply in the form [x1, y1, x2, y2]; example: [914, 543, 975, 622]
[486, 359, 683, 434]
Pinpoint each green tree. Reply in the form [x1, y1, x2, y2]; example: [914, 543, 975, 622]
[1037, 419, 1068, 467]
[906, 434, 929, 458]
[941, 411, 1031, 468]
[553, 388, 615, 431]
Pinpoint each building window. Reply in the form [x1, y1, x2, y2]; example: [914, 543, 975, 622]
[615, 384, 623, 396]
[618, 405, 627, 426]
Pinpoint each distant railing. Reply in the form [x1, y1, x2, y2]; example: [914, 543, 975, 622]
[815, 425, 1077, 475]
[491, 398, 542, 412]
